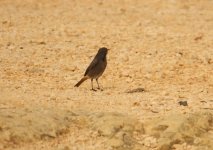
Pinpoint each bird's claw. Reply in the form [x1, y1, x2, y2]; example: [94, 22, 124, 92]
[91, 88, 97, 91]
[97, 87, 103, 91]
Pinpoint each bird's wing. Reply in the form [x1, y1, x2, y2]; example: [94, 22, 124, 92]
[84, 57, 98, 76]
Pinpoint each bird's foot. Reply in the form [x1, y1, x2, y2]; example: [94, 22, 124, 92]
[97, 87, 103, 91]
[91, 88, 97, 91]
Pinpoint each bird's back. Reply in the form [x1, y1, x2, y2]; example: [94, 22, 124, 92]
[84, 55, 107, 79]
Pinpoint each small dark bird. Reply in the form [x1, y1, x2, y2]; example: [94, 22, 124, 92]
[74, 47, 109, 91]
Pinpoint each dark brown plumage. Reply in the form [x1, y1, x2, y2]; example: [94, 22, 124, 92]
[74, 47, 109, 91]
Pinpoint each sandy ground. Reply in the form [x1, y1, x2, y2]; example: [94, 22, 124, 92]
[0, 0, 213, 150]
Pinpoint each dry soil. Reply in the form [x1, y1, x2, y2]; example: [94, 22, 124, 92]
[0, 0, 213, 150]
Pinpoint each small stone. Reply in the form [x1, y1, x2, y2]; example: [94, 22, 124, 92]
[194, 35, 203, 41]
[2, 21, 7, 24]
[38, 41, 46, 45]
[126, 88, 145, 93]
[178, 101, 188, 106]
[133, 102, 140, 106]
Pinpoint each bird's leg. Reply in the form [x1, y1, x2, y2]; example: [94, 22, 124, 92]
[96, 79, 100, 89]
[96, 79, 103, 91]
[91, 79, 96, 91]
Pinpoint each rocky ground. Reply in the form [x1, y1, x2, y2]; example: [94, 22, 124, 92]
[0, 0, 212, 150]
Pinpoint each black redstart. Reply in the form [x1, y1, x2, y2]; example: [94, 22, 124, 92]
[74, 47, 109, 91]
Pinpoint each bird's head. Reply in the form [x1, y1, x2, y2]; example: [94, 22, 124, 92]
[98, 47, 109, 55]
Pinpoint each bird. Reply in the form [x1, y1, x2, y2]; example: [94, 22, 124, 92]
[74, 47, 109, 91]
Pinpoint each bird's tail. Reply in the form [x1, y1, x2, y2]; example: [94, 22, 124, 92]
[74, 76, 89, 87]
